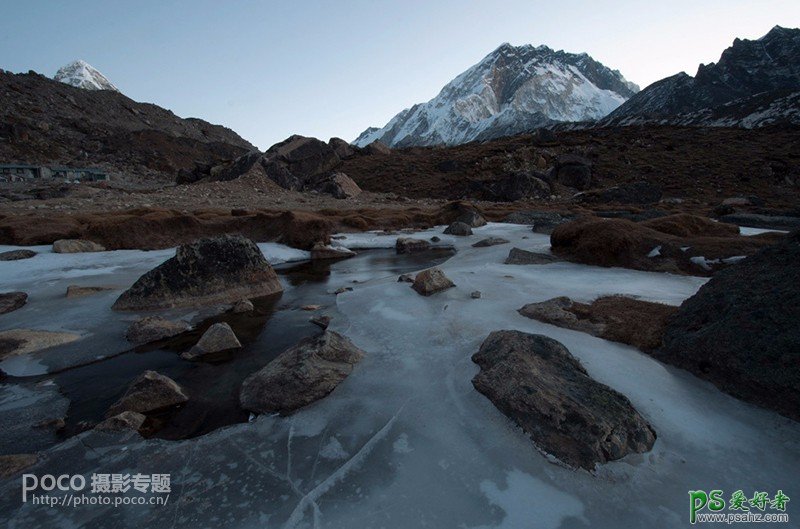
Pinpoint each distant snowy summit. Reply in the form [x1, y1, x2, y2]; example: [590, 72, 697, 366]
[354, 43, 638, 148]
[54, 60, 119, 92]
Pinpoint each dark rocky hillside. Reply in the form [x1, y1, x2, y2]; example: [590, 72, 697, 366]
[0, 70, 256, 183]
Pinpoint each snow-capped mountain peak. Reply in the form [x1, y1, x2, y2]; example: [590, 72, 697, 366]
[54, 60, 119, 92]
[353, 43, 638, 148]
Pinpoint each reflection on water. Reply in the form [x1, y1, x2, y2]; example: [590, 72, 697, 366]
[51, 247, 455, 442]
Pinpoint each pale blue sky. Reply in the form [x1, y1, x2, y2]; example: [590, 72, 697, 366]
[1, 1, 798, 149]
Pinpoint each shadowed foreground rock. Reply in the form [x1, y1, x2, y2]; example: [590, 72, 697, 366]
[240, 331, 365, 415]
[472, 330, 656, 470]
[113, 235, 283, 310]
[518, 296, 677, 352]
[0, 292, 27, 315]
[106, 370, 188, 417]
[657, 230, 800, 421]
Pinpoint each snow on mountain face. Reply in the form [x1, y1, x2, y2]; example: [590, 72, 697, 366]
[54, 60, 119, 92]
[605, 25, 800, 125]
[354, 43, 638, 148]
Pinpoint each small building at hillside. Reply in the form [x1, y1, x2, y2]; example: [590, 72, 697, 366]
[0, 164, 108, 183]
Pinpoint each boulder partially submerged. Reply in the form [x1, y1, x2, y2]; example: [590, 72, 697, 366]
[240, 331, 365, 415]
[396, 237, 431, 254]
[0, 292, 27, 315]
[112, 235, 283, 310]
[0, 249, 37, 261]
[106, 371, 188, 417]
[657, 231, 800, 421]
[411, 268, 455, 296]
[472, 330, 656, 470]
[181, 322, 242, 360]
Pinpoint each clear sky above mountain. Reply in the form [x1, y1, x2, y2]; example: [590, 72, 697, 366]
[1, 0, 798, 149]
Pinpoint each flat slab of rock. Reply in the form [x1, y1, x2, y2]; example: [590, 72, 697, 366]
[472, 237, 510, 248]
[396, 237, 431, 254]
[94, 411, 146, 432]
[125, 316, 191, 345]
[0, 329, 80, 360]
[240, 331, 365, 415]
[0, 292, 27, 315]
[310, 243, 356, 260]
[412, 267, 455, 296]
[106, 370, 188, 417]
[658, 231, 800, 421]
[504, 247, 561, 265]
[112, 235, 283, 311]
[0, 249, 37, 261]
[519, 296, 677, 352]
[65, 285, 113, 298]
[443, 221, 473, 236]
[472, 330, 656, 470]
[182, 322, 241, 360]
[52, 239, 105, 253]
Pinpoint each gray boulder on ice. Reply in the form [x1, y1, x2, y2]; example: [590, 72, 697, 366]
[182, 322, 242, 360]
[105, 370, 188, 417]
[472, 330, 656, 470]
[411, 267, 455, 296]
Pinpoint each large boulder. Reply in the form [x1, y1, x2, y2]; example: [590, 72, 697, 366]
[657, 231, 800, 421]
[106, 370, 188, 417]
[94, 411, 147, 433]
[472, 330, 656, 470]
[0, 249, 36, 261]
[555, 154, 592, 190]
[112, 235, 283, 310]
[308, 172, 362, 199]
[482, 172, 551, 201]
[182, 322, 242, 360]
[126, 316, 191, 345]
[266, 135, 341, 178]
[363, 141, 391, 155]
[328, 137, 357, 159]
[240, 331, 365, 415]
[52, 239, 105, 253]
[519, 296, 677, 352]
[412, 267, 455, 296]
[0, 292, 27, 315]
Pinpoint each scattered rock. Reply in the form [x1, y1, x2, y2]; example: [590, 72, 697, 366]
[555, 154, 592, 190]
[0, 329, 80, 360]
[412, 268, 455, 296]
[472, 237, 510, 248]
[0, 292, 27, 315]
[65, 285, 113, 298]
[52, 239, 105, 253]
[310, 243, 356, 260]
[0, 249, 37, 261]
[106, 370, 189, 417]
[443, 221, 473, 236]
[504, 248, 561, 265]
[576, 181, 663, 205]
[657, 231, 800, 421]
[232, 299, 254, 313]
[430, 236, 441, 242]
[396, 237, 431, 254]
[182, 322, 242, 360]
[398, 274, 414, 283]
[334, 287, 353, 295]
[240, 331, 365, 415]
[125, 316, 191, 345]
[302, 304, 322, 311]
[503, 210, 574, 234]
[0, 454, 38, 478]
[470, 291, 482, 299]
[94, 411, 146, 433]
[518, 296, 677, 352]
[471, 330, 656, 470]
[112, 235, 283, 310]
[308, 172, 362, 199]
[310, 315, 331, 329]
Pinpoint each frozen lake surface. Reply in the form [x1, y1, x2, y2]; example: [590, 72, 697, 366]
[0, 223, 798, 528]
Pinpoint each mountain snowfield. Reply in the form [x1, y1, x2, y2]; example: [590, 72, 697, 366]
[354, 43, 638, 148]
[53, 60, 119, 92]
